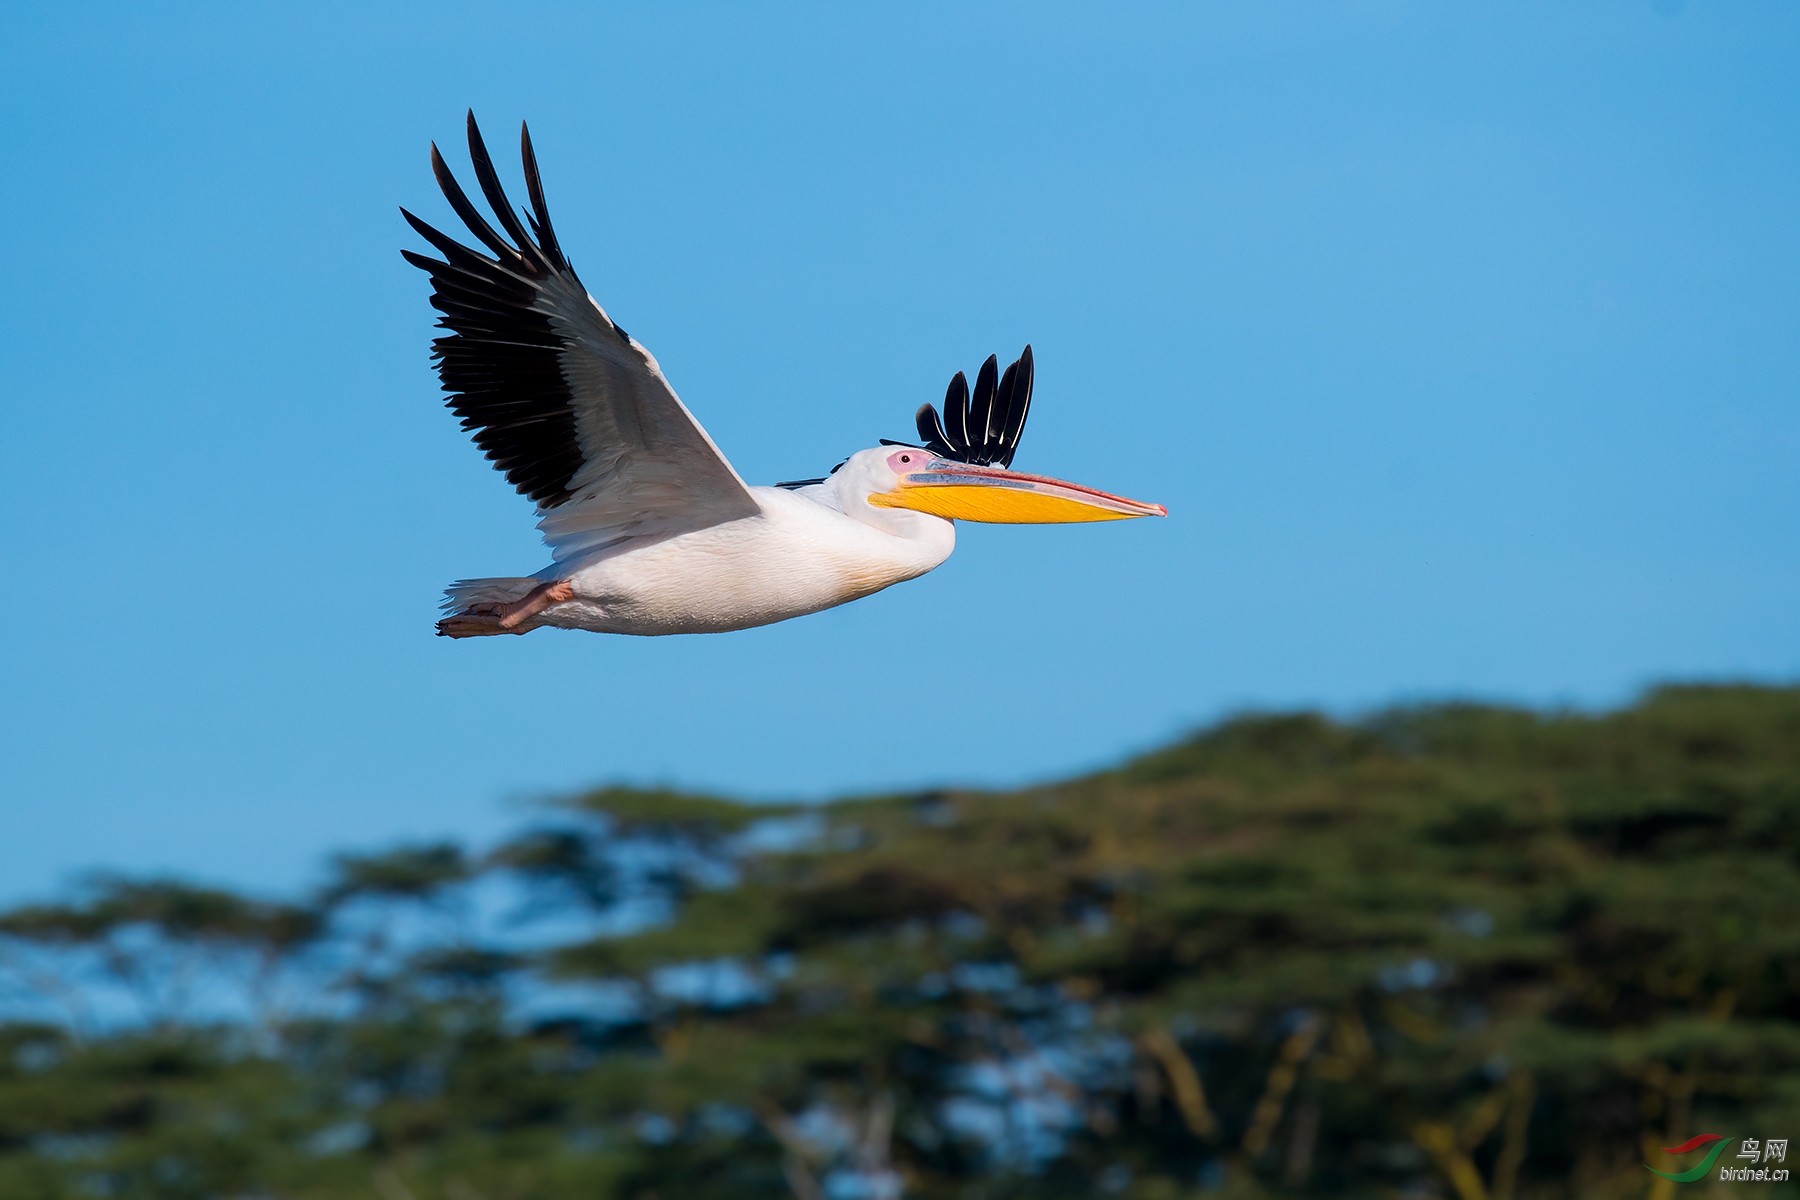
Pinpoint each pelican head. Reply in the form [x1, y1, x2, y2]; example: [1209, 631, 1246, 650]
[846, 447, 1165, 523]
[811, 345, 1165, 527]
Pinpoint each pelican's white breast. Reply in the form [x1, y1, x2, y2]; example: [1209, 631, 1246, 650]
[546, 487, 955, 636]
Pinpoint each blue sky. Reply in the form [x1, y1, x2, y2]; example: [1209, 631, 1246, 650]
[2, 1, 1796, 904]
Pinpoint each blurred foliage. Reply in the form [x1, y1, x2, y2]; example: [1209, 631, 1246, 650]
[569, 787, 800, 838]
[2, 684, 1797, 1199]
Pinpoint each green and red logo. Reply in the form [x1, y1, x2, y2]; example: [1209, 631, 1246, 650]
[1648, 1134, 1789, 1183]
[1646, 1135, 1735, 1183]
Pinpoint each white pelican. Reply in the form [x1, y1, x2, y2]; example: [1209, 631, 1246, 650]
[405, 114, 1165, 638]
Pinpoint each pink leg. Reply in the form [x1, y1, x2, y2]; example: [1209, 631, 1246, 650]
[436, 580, 575, 639]
[498, 580, 575, 628]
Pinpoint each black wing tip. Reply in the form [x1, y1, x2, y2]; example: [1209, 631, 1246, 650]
[406, 112, 588, 510]
[398, 206, 441, 240]
[909, 347, 1035, 467]
[518, 120, 566, 269]
[414, 110, 579, 284]
[998, 345, 1034, 467]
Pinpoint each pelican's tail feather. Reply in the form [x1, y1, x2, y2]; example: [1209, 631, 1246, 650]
[441, 576, 542, 613]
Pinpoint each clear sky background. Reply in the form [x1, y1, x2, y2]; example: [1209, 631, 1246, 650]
[3, 2, 1796, 905]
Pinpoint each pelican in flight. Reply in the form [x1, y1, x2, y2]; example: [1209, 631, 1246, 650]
[404, 113, 1165, 638]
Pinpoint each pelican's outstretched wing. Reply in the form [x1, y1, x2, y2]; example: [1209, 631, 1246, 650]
[403, 112, 761, 562]
[912, 346, 1035, 468]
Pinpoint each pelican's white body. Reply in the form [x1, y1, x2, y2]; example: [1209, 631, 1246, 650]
[552, 487, 953, 635]
[449, 455, 958, 637]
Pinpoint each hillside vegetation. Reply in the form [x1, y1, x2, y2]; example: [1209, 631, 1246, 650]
[2, 685, 1797, 1199]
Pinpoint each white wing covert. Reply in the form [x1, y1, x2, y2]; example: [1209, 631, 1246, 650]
[402, 112, 761, 563]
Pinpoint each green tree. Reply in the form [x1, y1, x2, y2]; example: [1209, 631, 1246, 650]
[1, 684, 1795, 1199]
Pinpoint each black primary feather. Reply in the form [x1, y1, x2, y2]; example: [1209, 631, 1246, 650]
[993, 359, 1018, 447]
[402, 111, 593, 509]
[519, 126, 565, 265]
[968, 355, 998, 457]
[942, 366, 970, 455]
[915, 373, 965, 459]
[997, 344, 1034, 463]
[911, 346, 1035, 467]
